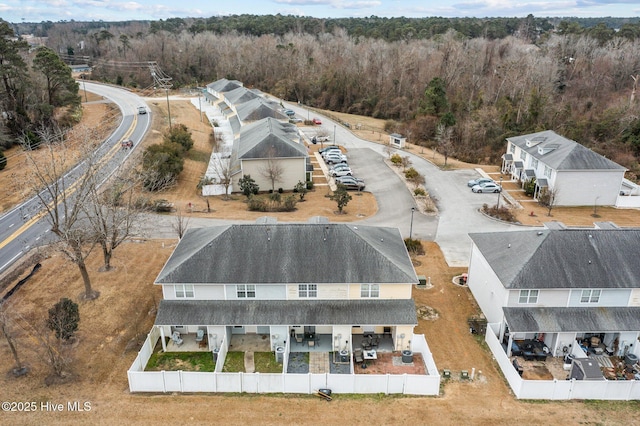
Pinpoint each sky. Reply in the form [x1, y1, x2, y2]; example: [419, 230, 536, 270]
[2, 0, 640, 24]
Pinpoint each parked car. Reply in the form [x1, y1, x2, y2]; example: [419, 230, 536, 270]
[319, 145, 340, 154]
[336, 176, 365, 191]
[284, 109, 295, 117]
[290, 117, 303, 123]
[472, 182, 502, 193]
[321, 148, 342, 158]
[330, 167, 353, 177]
[329, 162, 349, 171]
[138, 106, 147, 115]
[467, 177, 494, 187]
[324, 153, 348, 164]
[312, 117, 322, 125]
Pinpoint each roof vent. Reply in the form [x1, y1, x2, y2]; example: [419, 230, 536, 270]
[537, 231, 543, 236]
[508, 244, 511, 248]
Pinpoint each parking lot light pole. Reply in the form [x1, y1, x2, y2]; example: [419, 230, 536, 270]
[409, 207, 415, 239]
[497, 177, 503, 208]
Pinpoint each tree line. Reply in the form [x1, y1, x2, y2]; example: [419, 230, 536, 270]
[5, 16, 640, 181]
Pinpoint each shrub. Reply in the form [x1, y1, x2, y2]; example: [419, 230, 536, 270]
[163, 123, 194, 152]
[269, 192, 281, 202]
[404, 238, 425, 255]
[481, 203, 516, 222]
[390, 153, 402, 166]
[294, 181, 308, 201]
[278, 187, 283, 194]
[282, 195, 298, 211]
[47, 298, 80, 340]
[0, 150, 6, 171]
[306, 181, 314, 190]
[248, 197, 268, 211]
[524, 178, 536, 197]
[239, 175, 259, 198]
[414, 188, 426, 196]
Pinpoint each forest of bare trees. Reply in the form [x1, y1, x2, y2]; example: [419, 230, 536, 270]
[18, 18, 640, 179]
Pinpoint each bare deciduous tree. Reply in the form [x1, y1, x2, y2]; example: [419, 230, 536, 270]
[22, 126, 101, 300]
[85, 162, 142, 271]
[435, 123, 454, 168]
[0, 305, 27, 376]
[538, 186, 558, 216]
[173, 208, 190, 239]
[260, 147, 283, 192]
[210, 154, 233, 200]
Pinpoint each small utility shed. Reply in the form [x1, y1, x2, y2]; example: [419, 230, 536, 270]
[389, 133, 406, 149]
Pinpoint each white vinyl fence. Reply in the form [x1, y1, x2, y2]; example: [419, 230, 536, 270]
[485, 323, 640, 400]
[128, 332, 440, 395]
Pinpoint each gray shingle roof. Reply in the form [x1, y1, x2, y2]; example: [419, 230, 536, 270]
[504, 307, 640, 332]
[236, 98, 287, 122]
[207, 78, 243, 93]
[237, 117, 306, 160]
[224, 86, 260, 106]
[155, 299, 418, 326]
[469, 228, 640, 289]
[507, 130, 625, 171]
[156, 223, 418, 285]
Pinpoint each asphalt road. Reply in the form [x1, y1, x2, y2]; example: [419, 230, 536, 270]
[291, 104, 523, 266]
[0, 82, 151, 276]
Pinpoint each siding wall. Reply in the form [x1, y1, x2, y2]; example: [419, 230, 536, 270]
[239, 157, 306, 192]
[467, 245, 509, 324]
[567, 288, 632, 307]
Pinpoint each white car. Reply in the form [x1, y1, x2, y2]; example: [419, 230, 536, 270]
[321, 148, 342, 159]
[324, 153, 348, 164]
[330, 167, 352, 177]
[137, 106, 147, 114]
[471, 182, 502, 193]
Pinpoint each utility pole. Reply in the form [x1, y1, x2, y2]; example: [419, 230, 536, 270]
[148, 62, 173, 128]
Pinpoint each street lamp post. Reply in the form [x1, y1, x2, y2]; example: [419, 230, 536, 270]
[333, 125, 336, 145]
[497, 177, 503, 208]
[409, 207, 415, 240]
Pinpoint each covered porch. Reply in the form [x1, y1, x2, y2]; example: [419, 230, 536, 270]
[501, 306, 640, 381]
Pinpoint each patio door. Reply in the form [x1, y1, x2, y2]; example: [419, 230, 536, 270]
[257, 326, 270, 334]
[231, 326, 245, 334]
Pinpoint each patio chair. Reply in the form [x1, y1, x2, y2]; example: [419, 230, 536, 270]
[371, 336, 379, 348]
[361, 339, 372, 351]
[308, 340, 315, 348]
[171, 331, 183, 346]
[195, 329, 205, 343]
[295, 334, 304, 345]
[354, 348, 364, 364]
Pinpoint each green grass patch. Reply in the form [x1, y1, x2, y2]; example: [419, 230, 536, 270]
[186, 149, 209, 162]
[253, 352, 284, 373]
[145, 351, 215, 371]
[222, 351, 245, 372]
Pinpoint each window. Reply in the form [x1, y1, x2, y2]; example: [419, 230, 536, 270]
[581, 289, 601, 303]
[298, 284, 317, 298]
[544, 165, 552, 178]
[361, 284, 380, 298]
[237, 284, 256, 298]
[531, 158, 538, 170]
[519, 151, 527, 161]
[175, 284, 194, 298]
[518, 289, 538, 304]
[510, 143, 516, 154]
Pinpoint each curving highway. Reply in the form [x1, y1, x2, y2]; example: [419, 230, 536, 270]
[0, 82, 151, 276]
